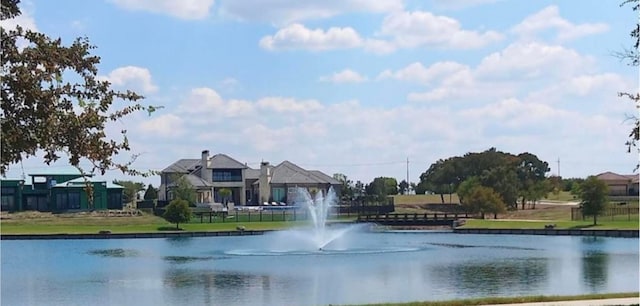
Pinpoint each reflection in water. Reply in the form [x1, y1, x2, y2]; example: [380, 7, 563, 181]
[164, 269, 259, 289]
[87, 248, 140, 258]
[163, 256, 215, 264]
[580, 237, 609, 291]
[431, 258, 548, 296]
[1, 234, 638, 306]
[582, 251, 608, 291]
[165, 237, 194, 247]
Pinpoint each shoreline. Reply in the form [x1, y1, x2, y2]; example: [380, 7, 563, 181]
[1, 227, 638, 240]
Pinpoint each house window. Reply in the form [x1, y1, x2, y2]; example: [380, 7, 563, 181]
[68, 192, 81, 209]
[1, 195, 15, 211]
[108, 192, 122, 209]
[56, 193, 68, 210]
[212, 169, 242, 182]
[272, 187, 286, 203]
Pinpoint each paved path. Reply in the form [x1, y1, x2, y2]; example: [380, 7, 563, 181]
[483, 297, 639, 306]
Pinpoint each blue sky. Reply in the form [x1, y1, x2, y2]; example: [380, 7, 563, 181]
[2, 0, 638, 187]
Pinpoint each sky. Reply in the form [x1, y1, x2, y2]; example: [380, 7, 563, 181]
[2, 0, 639, 187]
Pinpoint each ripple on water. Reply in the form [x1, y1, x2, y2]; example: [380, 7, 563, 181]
[225, 246, 421, 256]
[162, 256, 215, 264]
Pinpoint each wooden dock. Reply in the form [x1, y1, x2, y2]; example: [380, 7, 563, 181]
[357, 213, 473, 226]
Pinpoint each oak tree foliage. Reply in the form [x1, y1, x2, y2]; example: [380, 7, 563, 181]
[578, 176, 609, 225]
[618, 0, 639, 168]
[1, 0, 157, 178]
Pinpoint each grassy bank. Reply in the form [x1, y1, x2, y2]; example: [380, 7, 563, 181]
[355, 292, 639, 306]
[0, 212, 299, 234]
[461, 219, 639, 230]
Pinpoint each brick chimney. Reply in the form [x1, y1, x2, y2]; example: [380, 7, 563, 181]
[201, 150, 211, 182]
[259, 161, 272, 203]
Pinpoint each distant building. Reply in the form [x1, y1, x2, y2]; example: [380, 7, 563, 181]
[0, 169, 124, 212]
[595, 172, 639, 196]
[158, 150, 340, 206]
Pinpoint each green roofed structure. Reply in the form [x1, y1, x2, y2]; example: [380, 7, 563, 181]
[0, 169, 124, 212]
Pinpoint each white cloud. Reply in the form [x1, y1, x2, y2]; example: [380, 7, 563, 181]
[259, 23, 363, 51]
[139, 114, 185, 138]
[257, 97, 323, 113]
[100, 66, 158, 94]
[319, 69, 368, 83]
[475, 41, 595, 80]
[363, 38, 397, 54]
[178, 87, 254, 118]
[378, 10, 503, 49]
[109, 0, 215, 20]
[260, 10, 503, 53]
[377, 61, 469, 85]
[433, 0, 501, 10]
[0, 5, 37, 32]
[512, 5, 609, 42]
[219, 0, 403, 24]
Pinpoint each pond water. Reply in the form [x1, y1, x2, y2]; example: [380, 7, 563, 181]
[1, 230, 638, 306]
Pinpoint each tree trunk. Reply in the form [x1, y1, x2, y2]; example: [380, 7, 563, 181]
[521, 197, 526, 210]
[440, 194, 445, 204]
[176, 222, 179, 229]
[493, 213, 497, 219]
[593, 215, 597, 226]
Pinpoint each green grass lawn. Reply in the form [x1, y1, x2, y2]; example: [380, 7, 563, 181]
[461, 219, 639, 230]
[544, 191, 577, 202]
[393, 194, 460, 205]
[0, 213, 303, 234]
[356, 292, 639, 306]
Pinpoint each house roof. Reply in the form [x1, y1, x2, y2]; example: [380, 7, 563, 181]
[209, 154, 247, 169]
[162, 154, 247, 173]
[162, 159, 200, 173]
[52, 177, 122, 189]
[309, 170, 340, 185]
[270, 161, 339, 185]
[27, 166, 88, 176]
[168, 174, 213, 188]
[245, 168, 260, 180]
[624, 174, 639, 183]
[596, 171, 634, 181]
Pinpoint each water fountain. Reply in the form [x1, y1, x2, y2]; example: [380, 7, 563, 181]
[294, 186, 357, 251]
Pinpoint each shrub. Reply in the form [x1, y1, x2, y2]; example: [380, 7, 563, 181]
[163, 199, 191, 230]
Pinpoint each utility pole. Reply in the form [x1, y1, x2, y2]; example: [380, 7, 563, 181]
[406, 157, 410, 195]
[557, 158, 560, 177]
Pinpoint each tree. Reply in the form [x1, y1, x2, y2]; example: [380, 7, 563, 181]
[516, 152, 550, 209]
[113, 180, 145, 204]
[617, 0, 639, 169]
[420, 148, 549, 208]
[578, 176, 609, 225]
[418, 157, 462, 203]
[365, 177, 398, 198]
[218, 188, 232, 207]
[171, 175, 197, 206]
[333, 173, 354, 201]
[163, 199, 191, 230]
[457, 176, 481, 205]
[354, 180, 365, 199]
[461, 185, 506, 219]
[398, 180, 409, 195]
[143, 184, 158, 200]
[1, 1, 157, 177]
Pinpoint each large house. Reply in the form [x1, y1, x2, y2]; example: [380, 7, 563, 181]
[595, 172, 639, 196]
[158, 150, 340, 206]
[0, 169, 124, 212]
